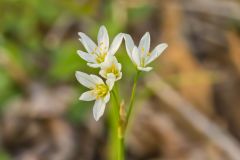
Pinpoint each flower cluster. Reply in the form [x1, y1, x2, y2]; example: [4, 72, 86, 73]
[75, 25, 168, 121]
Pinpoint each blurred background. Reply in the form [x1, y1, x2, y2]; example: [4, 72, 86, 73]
[1, 0, 240, 159]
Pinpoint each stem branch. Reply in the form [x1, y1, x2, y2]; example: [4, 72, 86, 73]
[125, 71, 140, 130]
[112, 70, 140, 160]
[111, 87, 124, 160]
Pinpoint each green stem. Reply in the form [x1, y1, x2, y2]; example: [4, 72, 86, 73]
[111, 91, 119, 122]
[112, 89, 120, 108]
[118, 136, 124, 160]
[112, 69, 140, 160]
[126, 71, 140, 130]
[111, 88, 124, 160]
[108, 99, 118, 160]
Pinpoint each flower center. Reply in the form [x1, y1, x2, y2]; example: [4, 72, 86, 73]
[147, 52, 151, 56]
[140, 58, 145, 67]
[140, 52, 151, 67]
[94, 84, 108, 99]
[96, 52, 107, 63]
[106, 64, 120, 78]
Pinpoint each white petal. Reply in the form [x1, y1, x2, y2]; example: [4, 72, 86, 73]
[90, 74, 104, 84]
[146, 43, 168, 65]
[93, 99, 106, 121]
[78, 32, 98, 54]
[117, 63, 122, 71]
[108, 55, 119, 66]
[87, 63, 101, 68]
[109, 33, 124, 55]
[106, 73, 115, 90]
[100, 57, 122, 81]
[103, 93, 110, 103]
[99, 69, 106, 79]
[138, 32, 150, 55]
[98, 26, 109, 53]
[102, 54, 115, 67]
[100, 55, 119, 71]
[116, 72, 122, 81]
[132, 46, 141, 66]
[79, 91, 96, 101]
[137, 66, 152, 72]
[124, 34, 135, 60]
[75, 71, 96, 89]
[77, 50, 95, 63]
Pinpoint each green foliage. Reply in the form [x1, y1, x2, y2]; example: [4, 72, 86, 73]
[0, 151, 10, 160]
[128, 4, 153, 23]
[0, 0, 125, 114]
[0, 70, 14, 111]
[66, 99, 92, 123]
[50, 41, 84, 81]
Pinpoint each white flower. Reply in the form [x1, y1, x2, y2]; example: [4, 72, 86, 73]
[77, 25, 124, 68]
[75, 71, 115, 121]
[124, 32, 168, 72]
[99, 55, 122, 81]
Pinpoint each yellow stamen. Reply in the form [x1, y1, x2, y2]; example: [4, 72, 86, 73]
[140, 58, 145, 67]
[94, 84, 108, 99]
[105, 64, 120, 78]
[96, 52, 107, 63]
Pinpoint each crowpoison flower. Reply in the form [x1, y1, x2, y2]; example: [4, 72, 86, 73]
[75, 71, 115, 121]
[78, 25, 124, 68]
[124, 32, 168, 72]
[99, 55, 122, 81]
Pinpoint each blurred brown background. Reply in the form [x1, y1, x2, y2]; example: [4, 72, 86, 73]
[1, 0, 240, 159]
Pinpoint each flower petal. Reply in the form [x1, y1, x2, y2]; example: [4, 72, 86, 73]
[78, 32, 98, 54]
[77, 50, 95, 63]
[124, 34, 135, 60]
[132, 46, 141, 66]
[79, 91, 96, 101]
[98, 26, 109, 53]
[117, 63, 122, 72]
[109, 33, 124, 55]
[90, 74, 104, 84]
[145, 43, 168, 65]
[93, 99, 106, 121]
[102, 54, 115, 67]
[99, 69, 106, 78]
[87, 63, 101, 68]
[116, 72, 122, 81]
[108, 55, 119, 67]
[100, 56, 122, 81]
[138, 66, 152, 72]
[106, 73, 115, 90]
[103, 93, 110, 103]
[75, 71, 96, 89]
[138, 32, 150, 55]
